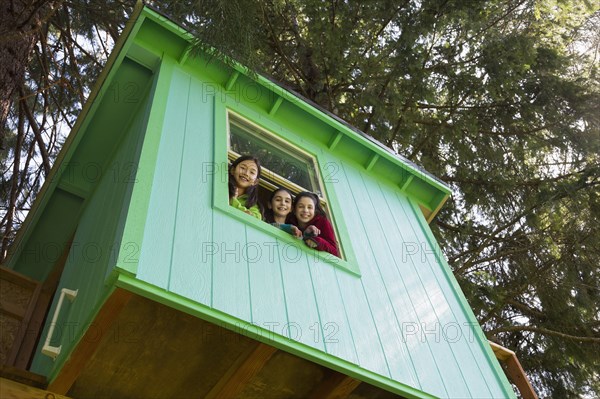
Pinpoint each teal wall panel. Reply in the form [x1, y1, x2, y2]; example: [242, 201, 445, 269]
[136, 68, 191, 288]
[368, 180, 449, 393]
[403, 200, 507, 398]
[309, 257, 359, 365]
[333, 272, 389, 377]
[396, 202, 475, 398]
[278, 247, 325, 352]
[211, 213, 251, 321]
[339, 162, 423, 389]
[168, 76, 214, 306]
[246, 227, 287, 331]
[380, 185, 475, 398]
[328, 161, 398, 380]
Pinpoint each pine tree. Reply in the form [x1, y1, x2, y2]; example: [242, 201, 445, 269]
[1, 1, 598, 396]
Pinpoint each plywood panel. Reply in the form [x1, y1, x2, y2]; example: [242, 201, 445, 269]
[323, 161, 388, 378]
[306, 250, 359, 364]
[375, 188, 474, 398]
[66, 291, 405, 398]
[404, 200, 504, 397]
[168, 76, 214, 305]
[0, 378, 70, 399]
[246, 227, 287, 332]
[279, 245, 324, 351]
[211, 213, 251, 321]
[341, 166, 425, 389]
[137, 68, 191, 288]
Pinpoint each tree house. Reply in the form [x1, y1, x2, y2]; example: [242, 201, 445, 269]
[1, 4, 519, 398]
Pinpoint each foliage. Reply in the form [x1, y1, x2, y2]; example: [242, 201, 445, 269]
[1, 0, 598, 396]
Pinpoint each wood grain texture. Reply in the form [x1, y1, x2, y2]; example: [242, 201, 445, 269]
[64, 292, 404, 398]
[205, 342, 277, 399]
[309, 372, 361, 399]
[47, 288, 132, 394]
[0, 377, 71, 399]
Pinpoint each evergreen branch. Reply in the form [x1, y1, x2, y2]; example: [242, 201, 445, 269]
[260, 4, 310, 98]
[60, 3, 85, 104]
[49, 20, 105, 69]
[465, 0, 529, 45]
[488, 325, 600, 343]
[506, 298, 546, 320]
[415, 101, 518, 110]
[18, 86, 51, 176]
[358, 2, 408, 60]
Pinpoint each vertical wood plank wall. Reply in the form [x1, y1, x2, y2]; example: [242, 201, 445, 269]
[29, 88, 151, 378]
[135, 67, 507, 398]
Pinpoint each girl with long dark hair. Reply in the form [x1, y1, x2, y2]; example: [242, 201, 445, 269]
[228, 155, 262, 219]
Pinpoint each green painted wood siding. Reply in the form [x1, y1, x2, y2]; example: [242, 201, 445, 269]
[131, 65, 511, 399]
[29, 86, 151, 379]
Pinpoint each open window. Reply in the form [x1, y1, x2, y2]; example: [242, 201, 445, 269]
[227, 112, 343, 258]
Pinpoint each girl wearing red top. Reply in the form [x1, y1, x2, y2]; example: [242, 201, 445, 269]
[288, 192, 339, 258]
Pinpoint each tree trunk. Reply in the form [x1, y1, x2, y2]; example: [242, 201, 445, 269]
[0, 0, 60, 136]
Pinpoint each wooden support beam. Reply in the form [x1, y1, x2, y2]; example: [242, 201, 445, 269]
[57, 180, 88, 200]
[365, 153, 379, 171]
[205, 342, 277, 399]
[0, 377, 71, 399]
[426, 193, 449, 224]
[269, 96, 283, 116]
[490, 341, 539, 399]
[178, 44, 192, 65]
[225, 71, 240, 91]
[399, 175, 414, 192]
[490, 341, 513, 361]
[309, 371, 361, 399]
[0, 365, 46, 389]
[328, 131, 343, 150]
[505, 355, 538, 399]
[47, 288, 132, 394]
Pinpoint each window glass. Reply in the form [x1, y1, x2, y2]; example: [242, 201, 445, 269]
[229, 115, 322, 197]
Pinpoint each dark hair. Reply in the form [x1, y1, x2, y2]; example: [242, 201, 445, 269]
[229, 155, 262, 211]
[264, 187, 294, 223]
[293, 191, 326, 217]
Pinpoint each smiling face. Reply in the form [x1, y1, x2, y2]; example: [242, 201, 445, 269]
[231, 159, 259, 195]
[294, 195, 316, 227]
[270, 190, 293, 221]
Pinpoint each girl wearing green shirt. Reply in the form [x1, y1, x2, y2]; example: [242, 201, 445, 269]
[228, 155, 263, 219]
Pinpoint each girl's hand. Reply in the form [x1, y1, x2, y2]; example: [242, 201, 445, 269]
[233, 187, 239, 199]
[305, 225, 320, 237]
[305, 238, 318, 248]
[290, 225, 302, 238]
